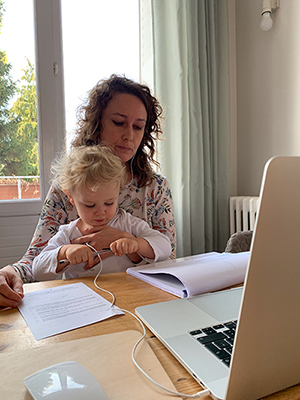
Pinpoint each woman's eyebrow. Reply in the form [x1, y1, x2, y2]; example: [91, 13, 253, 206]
[112, 112, 126, 117]
[112, 112, 146, 122]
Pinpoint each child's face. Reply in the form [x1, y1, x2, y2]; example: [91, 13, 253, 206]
[67, 181, 120, 228]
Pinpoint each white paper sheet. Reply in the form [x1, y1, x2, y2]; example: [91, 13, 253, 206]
[18, 282, 124, 340]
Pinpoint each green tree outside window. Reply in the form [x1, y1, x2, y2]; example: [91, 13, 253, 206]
[0, 0, 39, 177]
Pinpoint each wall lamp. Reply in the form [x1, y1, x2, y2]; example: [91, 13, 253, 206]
[260, 0, 280, 31]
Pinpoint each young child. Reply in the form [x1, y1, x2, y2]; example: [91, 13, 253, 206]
[32, 146, 172, 280]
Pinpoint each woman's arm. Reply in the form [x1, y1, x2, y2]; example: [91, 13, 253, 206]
[146, 175, 177, 259]
[9, 185, 76, 283]
[71, 224, 135, 252]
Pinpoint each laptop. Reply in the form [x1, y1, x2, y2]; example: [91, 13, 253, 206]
[136, 156, 300, 400]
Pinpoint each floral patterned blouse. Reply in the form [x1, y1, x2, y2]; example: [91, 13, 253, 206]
[13, 173, 176, 282]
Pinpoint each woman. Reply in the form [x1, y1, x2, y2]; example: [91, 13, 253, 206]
[0, 74, 176, 308]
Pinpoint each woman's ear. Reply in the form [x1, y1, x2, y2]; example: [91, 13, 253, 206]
[65, 191, 75, 205]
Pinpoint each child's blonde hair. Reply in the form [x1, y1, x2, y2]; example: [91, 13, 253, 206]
[52, 145, 126, 194]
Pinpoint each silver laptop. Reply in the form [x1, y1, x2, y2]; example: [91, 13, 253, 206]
[136, 156, 300, 400]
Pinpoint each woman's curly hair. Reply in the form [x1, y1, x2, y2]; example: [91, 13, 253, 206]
[71, 74, 163, 187]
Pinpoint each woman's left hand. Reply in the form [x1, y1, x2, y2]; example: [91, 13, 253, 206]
[71, 225, 133, 251]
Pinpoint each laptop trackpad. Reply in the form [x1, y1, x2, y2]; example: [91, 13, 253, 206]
[189, 287, 243, 322]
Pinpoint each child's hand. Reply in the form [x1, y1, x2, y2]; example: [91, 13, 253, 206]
[110, 238, 139, 257]
[62, 245, 94, 268]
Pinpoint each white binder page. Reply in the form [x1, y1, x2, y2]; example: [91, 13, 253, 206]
[18, 282, 124, 340]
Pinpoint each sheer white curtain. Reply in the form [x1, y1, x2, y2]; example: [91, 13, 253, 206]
[142, 0, 231, 257]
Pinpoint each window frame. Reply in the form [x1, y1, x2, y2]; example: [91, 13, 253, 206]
[0, 0, 65, 217]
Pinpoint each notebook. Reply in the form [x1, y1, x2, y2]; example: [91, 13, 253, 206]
[136, 156, 300, 400]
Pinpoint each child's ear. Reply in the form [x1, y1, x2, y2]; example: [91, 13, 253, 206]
[64, 191, 75, 205]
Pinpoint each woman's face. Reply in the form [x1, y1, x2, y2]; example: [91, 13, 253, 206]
[100, 93, 147, 164]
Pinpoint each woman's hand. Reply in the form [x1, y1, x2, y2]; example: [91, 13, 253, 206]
[0, 266, 24, 308]
[72, 225, 133, 251]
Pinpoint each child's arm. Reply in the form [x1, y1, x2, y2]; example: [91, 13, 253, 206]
[57, 244, 94, 272]
[110, 237, 155, 263]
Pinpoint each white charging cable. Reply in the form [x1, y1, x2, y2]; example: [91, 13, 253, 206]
[125, 308, 211, 399]
[85, 242, 116, 306]
[88, 243, 211, 399]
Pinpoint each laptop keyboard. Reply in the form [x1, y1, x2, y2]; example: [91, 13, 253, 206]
[189, 320, 237, 367]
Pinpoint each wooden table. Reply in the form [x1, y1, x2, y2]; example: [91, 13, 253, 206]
[0, 273, 299, 399]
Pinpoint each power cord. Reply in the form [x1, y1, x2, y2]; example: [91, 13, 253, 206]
[87, 243, 211, 399]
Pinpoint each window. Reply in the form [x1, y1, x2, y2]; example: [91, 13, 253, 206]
[0, 0, 141, 268]
[0, 0, 65, 217]
[0, 0, 66, 267]
[61, 0, 140, 146]
[0, 0, 140, 213]
[0, 0, 39, 202]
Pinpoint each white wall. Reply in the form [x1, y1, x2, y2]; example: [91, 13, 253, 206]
[235, 0, 300, 195]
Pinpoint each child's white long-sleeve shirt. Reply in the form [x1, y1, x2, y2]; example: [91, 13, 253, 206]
[32, 208, 172, 280]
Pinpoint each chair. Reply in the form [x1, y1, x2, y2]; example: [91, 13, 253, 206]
[224, 230, 253, 253]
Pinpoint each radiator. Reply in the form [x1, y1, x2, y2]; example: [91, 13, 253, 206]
[230, 196, 260, 235]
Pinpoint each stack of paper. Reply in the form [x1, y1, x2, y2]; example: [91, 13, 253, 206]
[127, 252, 250, 298]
